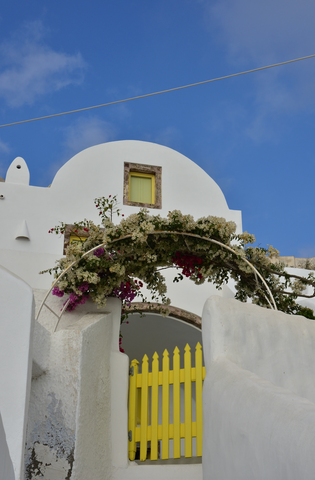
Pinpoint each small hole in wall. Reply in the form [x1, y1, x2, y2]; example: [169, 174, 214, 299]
[16, 165, 21, 169]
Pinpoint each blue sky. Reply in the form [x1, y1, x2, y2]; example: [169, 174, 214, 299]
[0, 1, 314, 257]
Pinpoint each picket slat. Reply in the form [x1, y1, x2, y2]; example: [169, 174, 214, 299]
[151, 352, 159, 460]
[128, 359, 139, 461]
[162, 349, 170, 459]
[195, 342, 203, 457]
[173, 346, 181, 458]
[140, 355, 149, 461]
[184, 344, 192, 457]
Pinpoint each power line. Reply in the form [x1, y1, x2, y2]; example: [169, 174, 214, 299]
[1, 53, 315, 129]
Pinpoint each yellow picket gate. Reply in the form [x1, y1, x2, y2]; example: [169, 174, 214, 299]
[128, 342, 205, 461]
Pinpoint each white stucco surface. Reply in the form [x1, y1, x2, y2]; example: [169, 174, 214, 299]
[51, 141, 241, 226]
[202, 296, 315, 401]
[113, 463, 202, 480]
[5, 156, 30, 185]
[69, 312, 113, 480]
[26, 294, 128, 480]
[0, 266, 34, 480]
[202, 296, 315, 480]
[0, 412, 14, 480]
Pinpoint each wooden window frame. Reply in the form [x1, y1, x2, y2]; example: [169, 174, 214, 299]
[124, 162, 162, 209]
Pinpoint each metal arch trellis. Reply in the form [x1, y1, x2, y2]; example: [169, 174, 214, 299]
[36, 230, 277, 332]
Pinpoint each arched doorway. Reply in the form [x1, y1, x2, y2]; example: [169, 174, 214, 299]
[120, 305, 202, 368]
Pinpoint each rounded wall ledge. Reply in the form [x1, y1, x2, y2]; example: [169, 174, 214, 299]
[15, 220, 30, 240]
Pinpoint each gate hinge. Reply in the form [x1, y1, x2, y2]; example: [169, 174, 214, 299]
[128, 430, 132, 442]
[129, 366, 134, 376]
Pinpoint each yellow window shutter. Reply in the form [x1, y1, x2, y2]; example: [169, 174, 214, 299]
[129, 173, 155, 204]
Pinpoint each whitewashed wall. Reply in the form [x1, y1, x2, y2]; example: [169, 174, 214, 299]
[0, 266, 34, 480]
[25, 294, 128, 480]
[113, 464, 202, 480]
[0, 141, 242, 295]
[0, 412, 14, 480]
[202, 296, 315, 480]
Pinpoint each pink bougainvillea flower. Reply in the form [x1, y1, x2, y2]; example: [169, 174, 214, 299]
[119, 337, 125, 353]
[93, 248, 105, 257]
[52, 286, 65, 297]
[172, 252, 203, 279]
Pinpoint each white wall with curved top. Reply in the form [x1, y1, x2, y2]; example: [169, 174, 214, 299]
[0, 266, 34, 480]
[202, 296, 315, 480]
[51, 141, 241, 226]
[0, 141, 242, 297]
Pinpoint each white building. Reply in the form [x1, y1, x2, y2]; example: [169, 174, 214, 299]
[0, 140, 242, 371]
[1, 140, 315, 480]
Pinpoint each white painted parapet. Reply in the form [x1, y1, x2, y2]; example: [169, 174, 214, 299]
[25, 295, 128, 480]
[0, 266, 34, 480]
[202, 296, 315, 480]
[5, 157, 30, 185]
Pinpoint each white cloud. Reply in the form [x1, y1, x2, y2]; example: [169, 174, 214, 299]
[0, 138, 9, 153]
[40, 116, 116, 186]
[0, 138, 10, 179]
[208, 0, 315, 64]
[154, 127, 182, 148]
[204, 0, 315, 141]
[62, 116, 116, 156]
[0, 21, 86, 107]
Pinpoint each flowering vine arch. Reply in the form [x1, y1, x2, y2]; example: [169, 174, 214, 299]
[39, 197, 315, 333]
[37, 230, 277, 332]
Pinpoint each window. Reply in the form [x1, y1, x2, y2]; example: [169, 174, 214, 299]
[124, 163, 162, 209]
[63, 225, 105, 254]
[63, 225, 89, 254]
[129, 172, 155, 204]
[69, 234, 88, 246]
